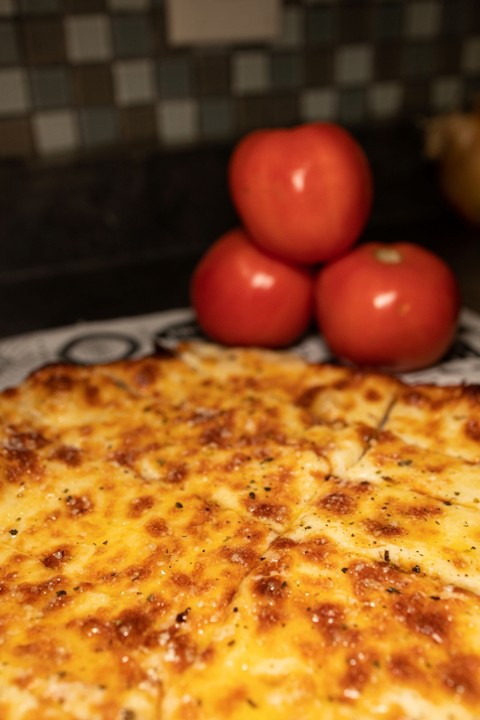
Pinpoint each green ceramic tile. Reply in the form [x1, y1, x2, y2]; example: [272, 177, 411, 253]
[111, 14, 153, 58]
[30, 66, 71, 109]
[373, 2, 404, 41]
[271, 51, 303, 90]
[338, 86, 367, 125]
[156, 54, 192, 99]
[0, 21, 18, 64]
[199, 96, 233, 140]
[19, 0, 60, 13]
[402, 41, 437, 78]
[305, 5, 338, 46]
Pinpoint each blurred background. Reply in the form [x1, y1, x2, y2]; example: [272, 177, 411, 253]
[1, 0, 479, 338]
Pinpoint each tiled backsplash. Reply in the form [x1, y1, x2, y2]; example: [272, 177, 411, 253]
[0, 0, 479, 158]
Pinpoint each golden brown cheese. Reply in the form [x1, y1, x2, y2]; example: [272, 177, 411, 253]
[384, 383, 480, 462]
[0, 342, 479, 719]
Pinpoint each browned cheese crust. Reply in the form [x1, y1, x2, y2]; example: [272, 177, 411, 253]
[0, 342, 479, 719]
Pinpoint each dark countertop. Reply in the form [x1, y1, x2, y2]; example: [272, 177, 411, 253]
[1, 124, 479, 340]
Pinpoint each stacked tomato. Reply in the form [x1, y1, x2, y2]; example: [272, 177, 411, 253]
[191, 123, 460, 372]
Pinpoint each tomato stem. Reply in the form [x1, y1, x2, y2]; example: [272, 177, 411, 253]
[374, 247, 403, 264]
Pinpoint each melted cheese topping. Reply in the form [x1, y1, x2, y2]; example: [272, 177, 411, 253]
[0, 342, 479, 719]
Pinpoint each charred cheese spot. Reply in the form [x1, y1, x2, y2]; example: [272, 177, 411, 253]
[66, 494, 93, 516]
[309, 603, 359, 648]
[319, 492, 357, 515]
[388, 651, 423, 682]
[247, 500, 290, 525]
[441, 654, 480, 701]
[220, 546, 257, 567]
[145, 517, 168, 536]
[341, 650, 374, 700]
[133, 361, 160, 389]
[364, 519, 405, 538]
[393, 593, 450, 644]
[17, 575, 65, 603]
[50, 445, 83, 466]
[128, 495, 156, 518]
[42, 546, 72, 569]
[464, 418, 480, 442]
[301, 536, 330, 563]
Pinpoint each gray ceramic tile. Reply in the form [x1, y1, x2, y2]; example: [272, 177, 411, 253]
[111, 14, 153, 57]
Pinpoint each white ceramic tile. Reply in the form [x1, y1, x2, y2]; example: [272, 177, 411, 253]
[0, 68, 29, 116]
[368, 82, 403, 119]
[32, 109, 79, 155]
[0, 0, 15, 15]
[232, 51, 270, 94]
[335, 44, 373, 85]
[430, 76, 464, 112]
[107, 0, 150, 10]
[65, 14, 112, 63]
[462, 36, 480, 74]
[300, 88, 337, 122]
[156, 98, 198, 146]
[405, 0, 441, 39]
[113, 59, 155, 106]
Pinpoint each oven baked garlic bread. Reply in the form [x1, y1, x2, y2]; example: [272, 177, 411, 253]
[0, 342, 479, 719]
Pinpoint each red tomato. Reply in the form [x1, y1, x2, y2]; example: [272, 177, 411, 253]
[315, 242, 461, 372]
[228, 122, 373, 265]
[191, 228, 314, 347]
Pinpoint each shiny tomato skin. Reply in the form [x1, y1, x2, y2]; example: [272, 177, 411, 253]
[228, 123, 373, 265]
[315, 242, 461, 372]
[191, 228, 314, 348]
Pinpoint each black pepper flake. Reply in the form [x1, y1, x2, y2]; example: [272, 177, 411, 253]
[386, 587, 400, 594]
[383, 550, 390, 563]
[341, 567, 348, 574]
[249, 491, 256, 500]
[430, 595, 441, 601]
[246, 698, 258, 708]
[175, 607, 191, 624]
[175, 502, 183, 509]
[9, 529, 18, 536]
[56, 590, 67, 597]
[412, 565, 421, 573]
[263, 487, 271, 492]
